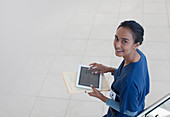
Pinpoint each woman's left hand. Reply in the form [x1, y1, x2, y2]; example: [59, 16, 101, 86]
[88, 85, 108, 103]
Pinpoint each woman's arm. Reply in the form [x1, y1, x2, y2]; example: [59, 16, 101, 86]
[88, 85, 108, 103]
[88, 85, 138, 116]
[107, 67, 116, 74]
[89, 63, 116, 74]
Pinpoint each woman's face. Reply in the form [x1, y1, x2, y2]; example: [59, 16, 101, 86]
[114, 27, 139, 58]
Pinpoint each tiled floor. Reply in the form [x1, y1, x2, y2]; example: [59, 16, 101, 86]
[0, 0, 170, 117]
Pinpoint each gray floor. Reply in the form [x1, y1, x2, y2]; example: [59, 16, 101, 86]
[0, 0, 170, 117]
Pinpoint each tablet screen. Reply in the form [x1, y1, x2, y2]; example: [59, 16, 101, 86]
[78, 67, 99, 88]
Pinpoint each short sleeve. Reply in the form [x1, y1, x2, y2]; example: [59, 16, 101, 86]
[119, 81, 139, 113]
[112, 68, 118, 76]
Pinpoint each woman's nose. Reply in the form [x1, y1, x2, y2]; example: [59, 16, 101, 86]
[114, 41, 121, 48]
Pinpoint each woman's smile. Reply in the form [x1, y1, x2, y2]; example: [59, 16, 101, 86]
[115, 48, 124, 55]
[116, 49, 123, 52]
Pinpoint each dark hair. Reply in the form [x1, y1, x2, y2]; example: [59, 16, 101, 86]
[117, 20, 144, 45]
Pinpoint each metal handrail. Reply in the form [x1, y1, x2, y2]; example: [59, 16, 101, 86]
[137, 93, 170, 117]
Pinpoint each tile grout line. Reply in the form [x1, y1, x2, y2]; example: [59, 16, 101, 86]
[62, 2, 87, 116]
[63, 94, 72, 117]
[64, 0, 104, 116]
[165, 0, 170, 36]
[28, 53, 59, 117]
[110, 0, 122, 67]
[80, 0, 102, 64]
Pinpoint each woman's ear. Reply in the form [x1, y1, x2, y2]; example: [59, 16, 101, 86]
[134, 42, 140, 49]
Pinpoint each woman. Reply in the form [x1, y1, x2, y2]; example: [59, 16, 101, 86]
[88, 20, 150, 117]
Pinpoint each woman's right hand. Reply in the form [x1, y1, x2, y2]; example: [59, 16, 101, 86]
[88, 63, 111, 74]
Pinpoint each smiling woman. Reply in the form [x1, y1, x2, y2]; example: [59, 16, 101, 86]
[88, 20, 150, 117]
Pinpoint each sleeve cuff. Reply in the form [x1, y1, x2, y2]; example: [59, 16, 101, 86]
[106, 99, 138, 116]
[106, 99, 120, 112]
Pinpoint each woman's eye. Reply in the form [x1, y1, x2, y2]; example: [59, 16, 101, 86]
[122, 40, 127, 43]
[115, 37, 119, 41]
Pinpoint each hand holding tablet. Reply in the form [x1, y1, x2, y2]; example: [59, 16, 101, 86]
[89, 63, 111, 74]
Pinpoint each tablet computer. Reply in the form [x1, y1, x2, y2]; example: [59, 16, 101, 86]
[76, 65, 102, 91]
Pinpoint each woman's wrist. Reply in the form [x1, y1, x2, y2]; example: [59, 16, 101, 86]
[107, 67, 115, 74]
[99, 93, 108, 103]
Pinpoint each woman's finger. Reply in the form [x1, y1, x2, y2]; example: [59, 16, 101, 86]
[88, 66, 93, 70]
[88, 85, 95, 96]
[89, 63, 96, 66]
[91, 84, 97, 92]
[91, 68, 100, 74]
[97, 70, 103, 74]
[88, 63, 96, 70]
[88, 92, 95, 97]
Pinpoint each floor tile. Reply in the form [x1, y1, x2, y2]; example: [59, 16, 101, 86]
[39, 73, 71, 99]
[30, 39, 62, 55]
[85, 40, 113, 57]
[35, 13, 72, 38]
[97, 1, 121, 13]
[144, 14, 169, 27]
[0, 71, 18, 94]
[102, 104, 109, 116]
[81, 56, 112, 66]
[119, 13, 143, 24]
[110, 56, 123, 68]
[21, 54, 55, 73]
[64, 24, 92, 39]
[9, 73, 46, 96]
[65, 100, 103, 117]
[71, 93, 101, 102]
[0, 94, 7, 106]
[75, 0, 100, 13]
[57, 39, 88, 56]
[120, 2, 143, 14]
[94, 13, 119, 25]
[166, 3, 170, 14]
[90, 24, 116, 40]
[30, 98, 69, 117]
[144, 0, 166, 3]
[148, 60, 170, 81]
[122, 0, 143, 2]
[144, 2, 167, 14]
[38, 0, 77, 14]
[145, 26, 170, 42]
[143, 41, 170, 60]
[146, 81, 170, 106]
[69, 13, 95, 25]
[0, 46, 29, 72]
[49, 55, 82, 74]
[0, 95, 36, 117]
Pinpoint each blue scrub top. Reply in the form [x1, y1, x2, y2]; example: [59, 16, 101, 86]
[108, 49, 150, 117]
